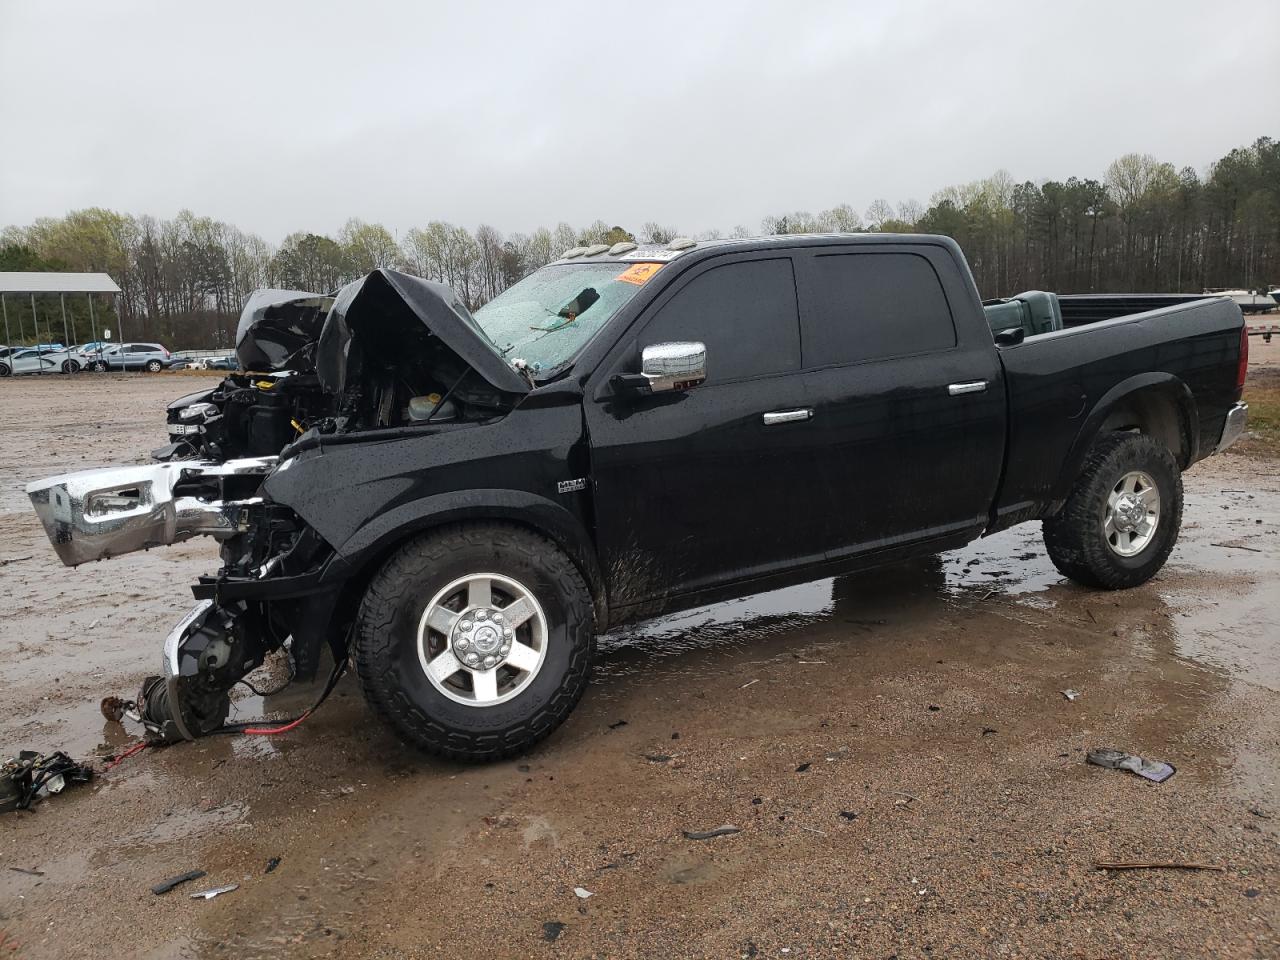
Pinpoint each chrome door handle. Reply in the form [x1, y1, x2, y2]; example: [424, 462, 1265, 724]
[948, 381, 988, 396]
[762, 408, 814, 425]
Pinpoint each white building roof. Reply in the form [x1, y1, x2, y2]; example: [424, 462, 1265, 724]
[0, 272, 122, 294]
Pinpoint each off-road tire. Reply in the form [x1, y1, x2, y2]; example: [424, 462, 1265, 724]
[1043, 432, 1182, 589]
[355, 523, 595, 761]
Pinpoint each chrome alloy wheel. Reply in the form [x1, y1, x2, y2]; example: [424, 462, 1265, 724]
[416, 573, 548, 707]
[1103, 469, 1160, 557]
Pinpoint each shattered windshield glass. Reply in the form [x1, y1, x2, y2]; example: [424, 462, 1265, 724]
[472, 262, 659, 375]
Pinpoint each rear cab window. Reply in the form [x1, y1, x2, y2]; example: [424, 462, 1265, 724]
[799, 251, 957, 367]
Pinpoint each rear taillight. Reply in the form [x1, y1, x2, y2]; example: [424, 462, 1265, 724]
[163, 348, 171, 358]
[1237, 325, 1249, 391]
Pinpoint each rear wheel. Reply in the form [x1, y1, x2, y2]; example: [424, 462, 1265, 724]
[355, 523, 595, 761]
[0, 362, 10, 377]
[145, 359, 163, 372]
[89, 360, 108, 372]
[1043, 432, 1182, 589]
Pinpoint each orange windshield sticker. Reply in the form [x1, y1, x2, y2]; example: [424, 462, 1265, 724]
[616, 262, 662, 286]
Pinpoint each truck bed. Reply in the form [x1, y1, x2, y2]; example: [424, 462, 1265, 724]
[988, 293, 1244, 532]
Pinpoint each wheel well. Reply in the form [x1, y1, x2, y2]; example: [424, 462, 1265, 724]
[1098, 388, 1191, 468]
[329, 516, 608, 645]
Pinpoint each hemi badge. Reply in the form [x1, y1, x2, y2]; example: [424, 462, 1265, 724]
[557, 478, 587, 494]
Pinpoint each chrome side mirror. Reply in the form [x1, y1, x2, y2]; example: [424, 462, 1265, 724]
[638, 341, 706, 393]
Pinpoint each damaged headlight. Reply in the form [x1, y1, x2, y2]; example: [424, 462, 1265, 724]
[178, 401, 219, 421]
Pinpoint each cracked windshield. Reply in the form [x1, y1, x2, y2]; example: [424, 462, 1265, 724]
[472, 261, 655, 373]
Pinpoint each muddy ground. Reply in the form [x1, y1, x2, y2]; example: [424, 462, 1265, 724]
[1, 352, 1278, 960]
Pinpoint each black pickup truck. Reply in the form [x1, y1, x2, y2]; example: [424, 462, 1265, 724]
[27, 234, 1249, 760]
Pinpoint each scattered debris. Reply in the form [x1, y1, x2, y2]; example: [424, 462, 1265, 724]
[103, 741, 150, 770]
[542, 921, 566, 942]
[682, 825, 741, 840]
[1, 750, 94, 813]
[1095, 861, 1224, 872]
[927, 704, 941, 712]
[1210, 542, 1263, 552]
[751, 797, 763, 805]
[8, 867, 44, 877]
[644, 753, 673, 763]
[1248, 807, 1272, 820]
[981, 727, 998, 736]
[739, 679, 760, 690]
[100, 695, 132, 723]
[1061, 689, 1081, 701]
[797, 824, 828, 837]
[838, 810, 858, 821]
[607, 720, 628, 730]
[0, 555, 32, 567]
[795, 762, 811, 773]
[891, 790, 924, 805]
[671, 732, 680, 740]
[152, 870, 207, 895]
[979, 589, 997, 601]
[265, 857, 282, 874]
[190, 883, 239, 900]
[1087, 748, 1175, 783]
[573, 886, 593, 899]
[1245, 888, 1261, 898]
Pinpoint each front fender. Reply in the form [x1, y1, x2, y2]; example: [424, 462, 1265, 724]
[327, 486, 605, 617]
[1050, 372, 1197, 506]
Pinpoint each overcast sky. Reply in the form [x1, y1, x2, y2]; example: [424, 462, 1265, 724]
[1, 0, 1276, 243]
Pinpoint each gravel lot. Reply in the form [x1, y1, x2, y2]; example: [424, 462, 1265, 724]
[1, 354, 1278, 959]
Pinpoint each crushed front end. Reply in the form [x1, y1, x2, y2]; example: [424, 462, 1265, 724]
[27, 457, 347, 741]
[24, 268, 527, 744]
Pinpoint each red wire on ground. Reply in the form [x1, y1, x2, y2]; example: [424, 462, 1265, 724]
[242, 710, 314, 736]
[104, 740, 149, 769]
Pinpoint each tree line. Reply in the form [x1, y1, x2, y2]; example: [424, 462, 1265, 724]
[2, 135, 1275, 351]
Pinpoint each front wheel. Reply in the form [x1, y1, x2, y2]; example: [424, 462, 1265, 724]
[88, 360, 108, 372]
[61, 359, 80, 374]
[0, 362, 10, 378]
[355, 523, 596, 761]
[1043, 432, 1183, 589]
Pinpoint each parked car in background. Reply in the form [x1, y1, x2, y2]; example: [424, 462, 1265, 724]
[0, 347, 61, 376]
[206, 354, 237, 370]
[37, 345, 96, 373]
[86, 342, 175, 372]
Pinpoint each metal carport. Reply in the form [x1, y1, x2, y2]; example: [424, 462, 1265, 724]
[0, 272, 125, 374]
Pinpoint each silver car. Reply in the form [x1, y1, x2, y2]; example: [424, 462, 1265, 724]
[86, 342, 175, 372]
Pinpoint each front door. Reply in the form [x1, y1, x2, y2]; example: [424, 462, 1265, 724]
[584, 254, 828, 611]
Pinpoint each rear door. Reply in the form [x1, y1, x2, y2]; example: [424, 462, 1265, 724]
[585, 254, 828, 607]
[794, 244, 1006, 558]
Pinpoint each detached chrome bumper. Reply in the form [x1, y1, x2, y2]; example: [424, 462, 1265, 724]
[1216, 402, 1248, 454]
[26, 458, 275, 567]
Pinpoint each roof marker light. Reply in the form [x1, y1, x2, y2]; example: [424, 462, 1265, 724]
[667, 237, 697, 251]
[561, 247, 587, 259]
[583, 243, 610, 256]
[609, 241, 638, 255]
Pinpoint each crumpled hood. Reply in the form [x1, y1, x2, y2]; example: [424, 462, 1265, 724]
[316, 269, 530, 396]
[235, 289, 334, 371]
